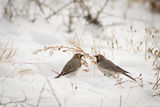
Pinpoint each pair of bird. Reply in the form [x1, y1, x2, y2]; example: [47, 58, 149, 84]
[55, 53, 136, 81]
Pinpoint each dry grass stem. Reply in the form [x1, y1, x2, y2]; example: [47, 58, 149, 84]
[51, 69, 59, 75]
[120, 95, 122, 107]
[115, 74, 144, 88]
[36, 81, 46, 107]
[46, 78, 61, 107]
[33, 43, 96, 72]
[0, 40, 16, 64]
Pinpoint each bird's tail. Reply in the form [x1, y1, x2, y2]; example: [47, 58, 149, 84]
[124, 73, 136, 81]
[55, 73, 62, 78]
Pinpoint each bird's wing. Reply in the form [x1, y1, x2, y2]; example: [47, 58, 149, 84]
[101, 59, 128, 73]
[61, 59, 81, 75]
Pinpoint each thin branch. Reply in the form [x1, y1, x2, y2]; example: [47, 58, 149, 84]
[152, 40, 160, 65]
[95, 0, 109, 19]
[153, 69, 160, 90]
[33, 0, 44, 14]
[45, 0, 75, 20]
[51, 69, 59, 75]
[114, 74, 144, 88]
[36, 81, 46, 107]
[120, 95, 122, 107]
[46, 77, 61, 107]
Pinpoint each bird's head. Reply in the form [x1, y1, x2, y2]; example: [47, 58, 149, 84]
[73, 53, 84, 59]
[94, 54, 104, 63]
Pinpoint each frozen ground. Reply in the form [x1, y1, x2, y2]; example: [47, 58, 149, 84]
[0, 0, 160, 107]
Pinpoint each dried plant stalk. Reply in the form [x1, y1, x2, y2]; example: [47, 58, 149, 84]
[33, 44, 96, 72]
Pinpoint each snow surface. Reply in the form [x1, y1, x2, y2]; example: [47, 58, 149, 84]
[0, 0, 160, 107]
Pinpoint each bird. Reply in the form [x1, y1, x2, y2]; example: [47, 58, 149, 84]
[94, 54, 136, 81]
[55, 53, 84, 78]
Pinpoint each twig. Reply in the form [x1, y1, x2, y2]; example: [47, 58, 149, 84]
[51, 69, 59, 75]
[153, 71, 160, 90]
[114, 80, 130, 86]
[123, 89, 132, 105]
[68, 41, 96, 64]
[120, 95, 122, 107]
[70, 81, 77, 95]
[0, 39, 16, 63]
[152, 40, 160, 65]
[36, 81, 46, 107]
[152, 92, 160, 97]
[153, 52, 160, 65]
[45, 0, 75, 20]
[95, 0, 108, 19]
[46, 77, 61, 107]
[114, 74, 144, 88]
[33, 0, 44, 14]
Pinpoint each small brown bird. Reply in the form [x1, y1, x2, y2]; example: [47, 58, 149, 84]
[94, 54, 136, 81]
[55, 53, 84, 78]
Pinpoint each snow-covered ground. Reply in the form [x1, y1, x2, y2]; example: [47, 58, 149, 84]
[0, 0, 160, 107]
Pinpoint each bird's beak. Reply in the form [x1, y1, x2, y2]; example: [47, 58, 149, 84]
[94, 55, 98, 64]
[81, 54, 84, 58]
[94, 55, 98, 58]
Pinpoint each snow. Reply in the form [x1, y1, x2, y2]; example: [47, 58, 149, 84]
[0, 0, 160, 107]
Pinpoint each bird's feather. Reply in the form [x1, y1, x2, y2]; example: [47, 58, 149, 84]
[100, 58, 128, 74]
[55, 58, 81, 78]
[124, 73, 136, 81]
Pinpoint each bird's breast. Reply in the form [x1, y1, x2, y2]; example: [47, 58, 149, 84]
[97, 63, 116, 75]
